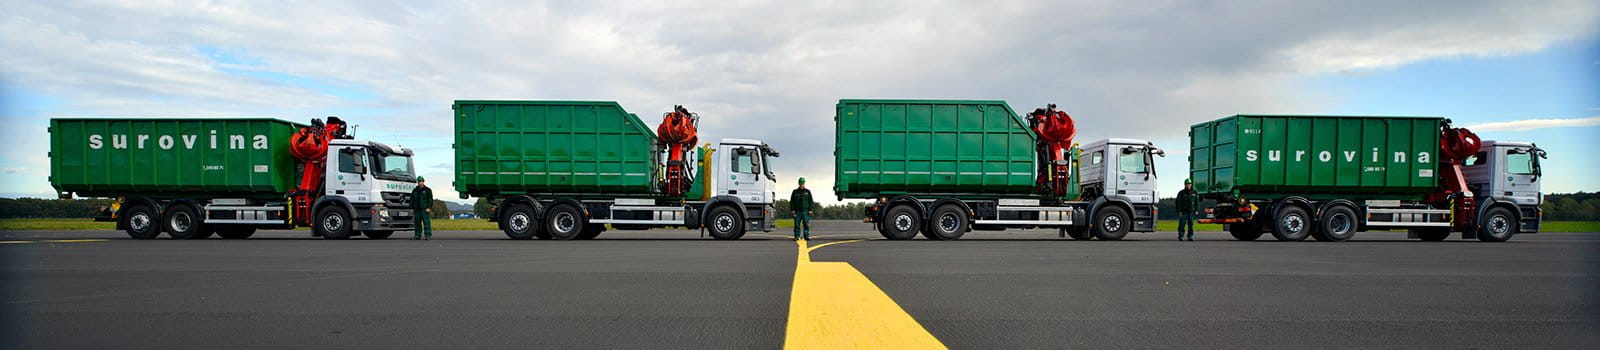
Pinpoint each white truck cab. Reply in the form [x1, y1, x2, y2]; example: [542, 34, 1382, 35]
[707, 138, 779, 206]
[318, 139, 419, 235]
[1078, 138, 1164, 205]
[1462, 140, 1545, 232]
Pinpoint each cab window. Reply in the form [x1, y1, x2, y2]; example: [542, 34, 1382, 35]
[1465, 151, 1487, 166]
[732, 148, 756, 174]
[1119, 148, 1147, 173]
[1091, 151, 1103, 165]
[338, 148, 366, 173]
[1505, 151, 1533, 175]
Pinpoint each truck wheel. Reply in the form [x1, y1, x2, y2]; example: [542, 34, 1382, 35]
[314, 207, 354, 239]
[1312, 206, 1357, 242]
[122, 205, 162, 239]
[1229, 223, 1264, 241]
[577, 224, 605, 240]
[1412, 228, 1451, 241]
[216, 227, 257, 239]
[1476, 207, 1516, 242]
[707, 206, 745, 240]
[164, 204, 209, 239]
[923, 205, 968, 240]
[364, 231, 394, 239]
[1091, 207, 1130, 241]
[882, 205, 921, 240]
[1063, 227, 1091, 240]
[543, 204, 585, 240]
[1270, 206, 1310, 241]
[501, 205, 540, 240]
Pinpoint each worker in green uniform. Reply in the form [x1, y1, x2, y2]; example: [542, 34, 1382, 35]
[412, 176, 434, 240]
[791, 177, 814, 241]
[1175, 178, 1199, 241]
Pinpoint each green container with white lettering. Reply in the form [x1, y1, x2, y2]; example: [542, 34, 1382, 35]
[1188, 115, 1442, 200]
[834, 99, 1038, 199]
[48, 117, 306, 199]
[452, 100, 660, 197]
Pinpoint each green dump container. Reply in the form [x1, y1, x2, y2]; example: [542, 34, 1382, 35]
[453, 100, 660, 197]
[834, 99, 1037, 199]
[1189, 115, 1442, 199]
[49, 117, 305, 199]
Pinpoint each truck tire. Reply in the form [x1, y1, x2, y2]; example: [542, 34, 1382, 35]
[1091, 206, 1130, 241]
[364, 231, 394, 239]
[577, 224, 605, 240]
[1063, 227, 1091, 240]
[314, 206, 354, 239]
[1312, 206, 1357, 242]
[122, 205, 162, 239]
[1229, 223, 1264, 241]
[164, 204, 209, 239]
[216, 227, 257, 239]
[1476, 207, 1516, 242]
[881, 205, 921, 240]
[923, 205, 968, 240]
[1270, 206, 1311, 241]
[501, 205, 540, 240]
[544, 204, 584, 240]
[1412, 228, 1451, 241]
[706, 206, 745, 240]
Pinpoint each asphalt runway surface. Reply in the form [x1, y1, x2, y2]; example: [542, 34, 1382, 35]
[3, 221, 1597, 349]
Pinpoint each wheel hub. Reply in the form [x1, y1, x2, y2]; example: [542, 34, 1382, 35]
[1102, 215, 1122, 232]
[510, 213, 530, 232]
[715, 214, 734, 232]
[171, 212, 192, 232]
[130, 213, 151, 231]
[894, 214, 913, 231]
[555, 213, 576, 233]
[1284, 215, 1304, 233]
[1329, 214, 1351, 234]
[1490, 216, 1510, 236]
[323, 214, 343, 232]
[939, 213, 958, 233]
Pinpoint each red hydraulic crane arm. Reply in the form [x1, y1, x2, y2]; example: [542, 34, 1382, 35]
[1428, 120, 1481, 231]
[1028, 104, 1077, 197]
[288, 117, 347, 226]
[656, 105, 700, 197]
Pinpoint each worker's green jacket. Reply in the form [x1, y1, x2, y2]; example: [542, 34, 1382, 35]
[1175, 188, 1199, 215]
[790, 188, 814, 213]
[412, 185, 434, 210]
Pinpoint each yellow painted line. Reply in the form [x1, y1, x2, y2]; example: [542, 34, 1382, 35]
[785, 238, 946, 349]
[0, 240, 33, 244]
[42, 239, 109, 243]
[805, 239, 863, 253]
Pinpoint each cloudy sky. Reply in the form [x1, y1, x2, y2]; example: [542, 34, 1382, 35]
[2, 0, 1597, 204]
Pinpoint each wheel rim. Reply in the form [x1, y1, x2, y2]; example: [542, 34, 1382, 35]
[130, 213, 151, 231]
[1489, 215, 1510, 237]
[322, 213, 343, 232]
[1329, 213, 1352, 235]
[170, 211, 192, 233]
[1283, 213, 1305, 234]
[939, 213, 959, 233]
[894, 213, 913, 231]
[509, 213, 530, 233]
[714, 213, 735, 233]
[555, 212, 576, 233]
[1102, 214, 1122, 232]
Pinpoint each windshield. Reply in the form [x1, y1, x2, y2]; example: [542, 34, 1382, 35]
[761, 150, 775, 181]
[1505, 151, 1534, 175]
[372, 152, 416, 181]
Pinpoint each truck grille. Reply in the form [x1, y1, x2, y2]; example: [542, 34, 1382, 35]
[382, 192, 412, 207]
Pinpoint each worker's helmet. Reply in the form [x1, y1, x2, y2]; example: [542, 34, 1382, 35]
[798, 177, 806, 185]
[417, 176, 426, 182]
[1184, 178, 1192, 185]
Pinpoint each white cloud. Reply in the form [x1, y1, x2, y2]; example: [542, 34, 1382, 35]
[2, 0, 1598, 200]
[1465, 116, 1600, 132]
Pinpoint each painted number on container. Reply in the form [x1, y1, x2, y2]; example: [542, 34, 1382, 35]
[254, 165, 269, 173]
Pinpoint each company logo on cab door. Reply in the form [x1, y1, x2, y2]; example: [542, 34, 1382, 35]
[87, 130, 270, 150]
[1245, 147, 1432, 174]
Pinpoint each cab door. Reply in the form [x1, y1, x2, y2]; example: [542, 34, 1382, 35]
[326, 146, 372, 202]
[1113, 145, 1158, 204]
[720, 144, 765, 204]
[1498, 147, 1540, 207]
